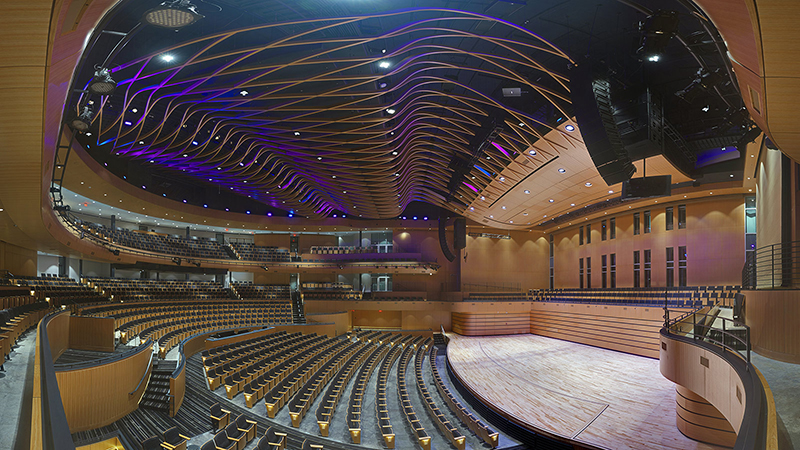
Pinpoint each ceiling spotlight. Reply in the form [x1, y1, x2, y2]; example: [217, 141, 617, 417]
[639, 10, 679, 63]
[379, 82, 388, 89]
[558, 168, 566, 173]
[88, 67, 116, 95]
[131, 108, 138, 113]
[499, 177, 505, 182]
[501, 206, 507, 210]
[528, 150, 536, 156]
[585, 182, 592, 187]
[392, 151, 398, 155]
[647, 55, 661, 62]
[702, 105, 710, 112]
[469, 207, 475, 211]
[608, 190, 614, 194]
[386, 108, 396, 115]
[143, 0, 204, 29]
[571, 203, 575, 206]
[378, 61, 391, 69]
[240, 90, 248, 96]
[85, 132, 92, 136]
[519, 122, 525, 127]
[549, 199, 554, 203]
[565, 124, 575, 132]
[69, 106, 93, 132]
[523, 190, 530, 194]
[160, 54, 175, 63]
[294, 132, 301, 136]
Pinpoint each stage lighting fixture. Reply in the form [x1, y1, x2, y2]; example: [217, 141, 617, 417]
[143, 0, 204, 29]
[88, 67, 116, 95]
[70, 106, 94, 132]
[638, 10, 679, 62]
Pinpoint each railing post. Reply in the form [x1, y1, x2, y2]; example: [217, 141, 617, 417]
[721, 318, 726, 352]
[692, 313, 696, 339]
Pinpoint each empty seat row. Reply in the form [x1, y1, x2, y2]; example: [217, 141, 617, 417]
[347, 344, 390, 444]
[396, 337, 431, 450]
[375, 345, 403, 448]
[413, 340, 465, 450]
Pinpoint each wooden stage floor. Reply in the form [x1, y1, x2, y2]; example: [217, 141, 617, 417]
[447, 334, 725, 450]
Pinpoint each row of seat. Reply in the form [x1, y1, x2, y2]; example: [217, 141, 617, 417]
[309, 246, 377, 254]
[533, 287, 741, 307]
[300, 282, 352, 290]
[204, 332, 297, 388]
[429, 346, 498, 447]
[224, 335, 326, 401]
[231, 283, 291, 301]
[346, 344, 389, 444]
[315, 343, 380, 437]
[375, 345, 402, 448]
[86, 277, 230, 303]
[301, 291, 362, 301]
[413, 341, 464, 450]
[287, 342, 366, 427]
[231, 242, 291, 263]
[1, 300, 51, 369]
[396, 337, 431, 450]
[264, 339, 348, 419]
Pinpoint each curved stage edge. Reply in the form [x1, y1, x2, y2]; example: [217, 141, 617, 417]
[445, 333, 727, 450]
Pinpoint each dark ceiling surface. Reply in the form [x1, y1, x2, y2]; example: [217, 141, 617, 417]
[68, 0, 749, 221]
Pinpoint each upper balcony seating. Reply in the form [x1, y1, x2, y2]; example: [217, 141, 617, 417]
[231, 283, 291, 301]
[79, 221, 229, 260]
[85, 278, 229, 303]
[10, 276, 107, 306]
[532, 286, 742, 307]
[230, 243, 290, 263]
[309, 246, 377, 255]
[301, 290, 362, 301]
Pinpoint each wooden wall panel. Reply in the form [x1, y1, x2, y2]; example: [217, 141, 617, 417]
[306, 311, 350, 337]
[68, 316, 114, 352]
[451, 312, 530, 336]
[46, 311, 70, 362]
[553, 196, 745, 288]
[55, 344, 152, 432]
[529, 303, 664, 358]
[0, 240, 37, 277]
[305, 300, 452, 331]
[659, 335, 747, 435]
[742, 289, 800, 363]
[675, 385, 737, 448]
[170, 364, 185, 417]
[353, 310, 402, 329]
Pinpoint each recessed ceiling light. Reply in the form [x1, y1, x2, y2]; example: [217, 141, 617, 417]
[549, 199, 554, 203]
[332, 175, 336, 178]
[161, 54, 175, 62]
[469, 207, 475, 211]
[499, 177, 505, 182]
[523, 190, 530, 194]
[240, 90, 248, 96]
[85, 132, 92, 136]
[571, 203, 575, 206]
[317, 157, 322, 160]
[528, 150, 536, 156]
[131, 108, 138, 113]
[558, 168, 566, 173]
[480, 196, 485, 201]
[565, 124, 575, 132]
[608, 190, 614, 194]
[730, 174, 734, 178]
[489, 215, 494, 218]
[294, 132, 300, 136]
[386, 108, 396, 115]
[378, 61, 391, 69]
[392, 151, 398, 155]
[518, 122, 525, 127]
[501, 206, 507, 210]
[585, 182, 592, 187]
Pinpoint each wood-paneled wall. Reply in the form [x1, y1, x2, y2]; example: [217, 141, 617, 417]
[675, 385, 737, 447]
[742, 289, 800, 363]
[451, 312, 530, 336]
[68, 316, 114, 352]
[55, 344, 152, 432]
[659, 334, 746, 435]
[529, 303, 664, 358]
[306, 312, 350, 337]
[46, 311, 70, 362]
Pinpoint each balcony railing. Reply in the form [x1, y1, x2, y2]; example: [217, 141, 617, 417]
[742, 241, 800, 289]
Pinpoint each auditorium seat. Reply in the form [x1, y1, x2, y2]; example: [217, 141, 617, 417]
[139, 436, 162, 450]
[301, 440, 323, 450]
[210, 403, 231, 432]
[223, 422, 247, 450]
[263, 427, 286, 450]
[212, 431, 237, 450]
[161, 427, 189, 450]
[235, 414, 257, 442]
[199, 441, 216, 450]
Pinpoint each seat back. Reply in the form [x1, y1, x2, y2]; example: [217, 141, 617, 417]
[162, 426, 183, 445]
[140, 436, 162, 450]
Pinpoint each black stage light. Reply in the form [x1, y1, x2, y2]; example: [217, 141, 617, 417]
[88, 67, 116, 95]
[143, 0, 204, 29]
[638, 10, 680, 62]
[70, 106, 94, 132]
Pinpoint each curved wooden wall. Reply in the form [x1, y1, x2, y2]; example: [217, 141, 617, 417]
[659, 334, 746, 436]
[742, 290, 800, 363]
[451, 312, 529, 336]
[55, 344, 152, 432]
[676, 385, 737, 447]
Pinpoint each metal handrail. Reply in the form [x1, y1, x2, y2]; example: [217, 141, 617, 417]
[742, 240, 800, 289]
[128, 351, 154, 397]
[53, 338, 153, 371]
[665, 308, 751, 364]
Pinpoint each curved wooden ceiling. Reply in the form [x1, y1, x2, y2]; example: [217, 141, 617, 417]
[77, 7, 574, 220]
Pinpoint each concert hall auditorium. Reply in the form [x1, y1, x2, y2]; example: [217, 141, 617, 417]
[2, 1, 798, 449]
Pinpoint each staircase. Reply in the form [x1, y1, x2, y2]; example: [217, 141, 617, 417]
[139, 359, 176, 414]
[291, 291, 306, 324]
[227, 286, 241, 300]
[433, 333, 448, 346]
[223, 243, 241, 260]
